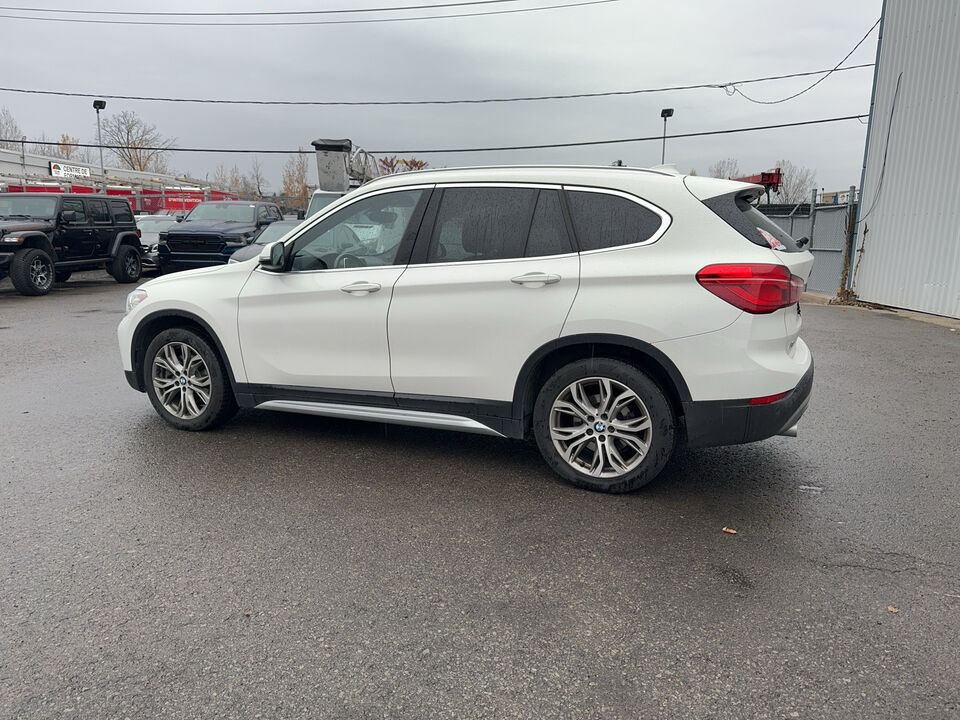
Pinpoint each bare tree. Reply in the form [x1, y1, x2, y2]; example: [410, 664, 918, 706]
[212, 164, 230, 190]
[281, 150, 309, 209]
[378, 156, 429, 175]
[29, 132, 58, 156]
[100, 110, 175, 173]
[249, 157, 270, 197]
[774, 159, 817, 204]
[57, 134, 93, 163]
[0, 106, 23, 150]
[708, 158, 741, 179]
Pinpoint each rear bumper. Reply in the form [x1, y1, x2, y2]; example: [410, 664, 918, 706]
[682, 360, 813, 448]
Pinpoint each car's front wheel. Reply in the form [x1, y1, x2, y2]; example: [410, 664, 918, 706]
[143, 328, 237, 430]
[10, 248, 55, 296]
[532, 358, 676, 493]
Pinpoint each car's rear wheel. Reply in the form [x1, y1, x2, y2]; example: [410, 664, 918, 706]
[143, 328, 237, 430]
[10, 248, 54, 296]
[111, 244, 142, 283]
[532, 358, 676, 493]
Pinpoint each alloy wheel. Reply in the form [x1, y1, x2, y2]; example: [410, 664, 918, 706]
[29, 257, 51, 289]
[549, 376, 653, 478]
[151, 341, 211, 420]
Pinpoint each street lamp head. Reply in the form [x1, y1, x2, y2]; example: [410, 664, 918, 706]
[660, 108, 674, 119]
[93, 99, 107, 111]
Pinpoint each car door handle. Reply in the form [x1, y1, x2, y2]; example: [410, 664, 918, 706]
[340, 281, 381, 295]
[511, 272, 561, 287]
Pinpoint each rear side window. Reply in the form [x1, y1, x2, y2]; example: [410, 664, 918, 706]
[110, 200, 134, 223]
[85, 199, 110, 224]
[526, 190, 572, 257]
[702, 191, 806, 253]
[565, 190, 664, 251]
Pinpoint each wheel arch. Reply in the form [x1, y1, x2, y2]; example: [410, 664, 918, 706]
[130, 310, 238, 393]
[112, 231, 141, 256]
[512, 334, 691, 437]
[17, 233, 57, 260]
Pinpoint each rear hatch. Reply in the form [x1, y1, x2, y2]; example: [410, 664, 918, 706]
[687, 179, 814, 347]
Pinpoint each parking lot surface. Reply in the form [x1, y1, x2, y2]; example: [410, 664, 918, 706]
[2, 271, 958, 719]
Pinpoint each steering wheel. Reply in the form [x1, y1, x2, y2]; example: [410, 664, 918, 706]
[334, 252, 366, 269]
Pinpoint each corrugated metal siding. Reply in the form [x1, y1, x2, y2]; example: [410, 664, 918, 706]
[854, 0, 960, 318]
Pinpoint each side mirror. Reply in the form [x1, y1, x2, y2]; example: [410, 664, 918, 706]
[175, 216, 184, 222]
[259, 241, 286, 272]
[60, 210, 77, 223]
[259, 216, 277, 227]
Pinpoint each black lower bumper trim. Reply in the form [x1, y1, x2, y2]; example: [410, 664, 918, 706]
[124, 369, 144, 392]
[682, 361, 814, 448]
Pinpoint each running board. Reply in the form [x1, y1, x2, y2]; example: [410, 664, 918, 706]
[255, 400, 506, 437]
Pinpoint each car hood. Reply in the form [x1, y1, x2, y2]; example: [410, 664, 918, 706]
[140, 261, 250, 289]
[0, 219, 54, 234]
[228, 243, 267, 263]
[167, 219, 256, 235]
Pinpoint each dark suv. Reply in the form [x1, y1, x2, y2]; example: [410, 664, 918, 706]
[0, 193, 142, 296]
[157, 200, 283, 273]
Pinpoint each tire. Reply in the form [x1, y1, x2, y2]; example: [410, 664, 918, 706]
[54, 269, 72, 284]
[111, 244, 142, 284]
[143, 328, 238, 431]
[9, 248, 55, 296]
[532, 358, 676, 493]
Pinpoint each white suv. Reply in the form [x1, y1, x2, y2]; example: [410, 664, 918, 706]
[118, 166, 813, 493]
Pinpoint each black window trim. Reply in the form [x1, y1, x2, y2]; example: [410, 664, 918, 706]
[561, 184, 672, 253]
[60, 197, 87, 223]
[263, 184, 434, 275]
[109, 199, 135, 223]
[84, 198, 113, 225]
[408, 181, 578, 267]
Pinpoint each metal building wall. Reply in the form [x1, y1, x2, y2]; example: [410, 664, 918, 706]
[854, 0, 960, 318]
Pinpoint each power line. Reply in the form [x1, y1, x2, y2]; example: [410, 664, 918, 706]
[0, 114, 867, 157]
[729, 18, 881, 104]
[0, 0, 528, 16]
[0, 64, 873, 107]
[0, 0, 619, 26]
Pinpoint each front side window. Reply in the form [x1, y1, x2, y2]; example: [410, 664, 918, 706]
[267, 205, 282, 220]
[61, 198, 86, 223]
[426, 187, 571, 263]
[85, 199, 110, 224]
[565, 190, 664, 251]
[290, 189, 426, 271]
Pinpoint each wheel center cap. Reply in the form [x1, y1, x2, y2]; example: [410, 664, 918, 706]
[179, 377, 187, 386]
[594, 421, 605, 432]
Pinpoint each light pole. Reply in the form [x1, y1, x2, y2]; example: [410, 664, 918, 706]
[660, 108, 674, 165]
[20, 135, 26, 190]
[93, 99, 107, 194]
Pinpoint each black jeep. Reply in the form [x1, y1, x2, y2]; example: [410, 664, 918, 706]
[0, 193, 143, 296]
[157, 200, 283, 273]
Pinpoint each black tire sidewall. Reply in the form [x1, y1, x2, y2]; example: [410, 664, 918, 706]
[10, 248, 54, 296]
[143, 328, 234, 431]
[533, 358, 676, 493]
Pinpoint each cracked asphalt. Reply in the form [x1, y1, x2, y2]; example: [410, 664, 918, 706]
[1, 270, 958, 719]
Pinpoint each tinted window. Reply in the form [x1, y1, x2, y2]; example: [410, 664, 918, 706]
[61, 198, 86, 223]
[566, 190, 663, 251]
[291, 189, 425, 271]
[525, 190, 572, 257]
[257, 206, 268, 222]
[268, 205, 282, 220]
[428, 188, 537, 263]
[110, 200, 134, 223]
[85, 199, 110, 224]
[702, 191, 806, 253]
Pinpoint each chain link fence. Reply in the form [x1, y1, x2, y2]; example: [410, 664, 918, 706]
[758, 202, 855, 295]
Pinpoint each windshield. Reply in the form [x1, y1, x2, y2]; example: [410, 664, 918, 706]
[0, 195, 58, 219]
[136, 217, 179, 232]
[254, 222, 299, 245]
[184, 202, 255, 223]
[306, 192, 341, 217]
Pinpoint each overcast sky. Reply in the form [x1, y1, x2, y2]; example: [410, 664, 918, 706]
[0, 0, 882, 192]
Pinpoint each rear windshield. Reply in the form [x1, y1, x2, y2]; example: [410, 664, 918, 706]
[702, 191, 806, 253]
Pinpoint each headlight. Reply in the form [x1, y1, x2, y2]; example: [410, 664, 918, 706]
[1, 235, 23, 244]
[125, 289, 148, 315]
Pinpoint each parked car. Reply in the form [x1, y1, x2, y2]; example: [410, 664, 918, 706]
[135, 215, 180, 271]
[228, 219, 301, 264]
[305, 189, 344, 218]
[119, 166, 814, 493]
[157, 200, 283, 273]
[0, 192, 142, 295]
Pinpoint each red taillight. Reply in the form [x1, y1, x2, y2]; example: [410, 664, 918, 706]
[748, 391, 789, 406]
[136, 228, 142, 238]
[696, 263, 804, 314]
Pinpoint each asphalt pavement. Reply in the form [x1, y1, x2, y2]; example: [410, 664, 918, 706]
[1, 271, 958, 719]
